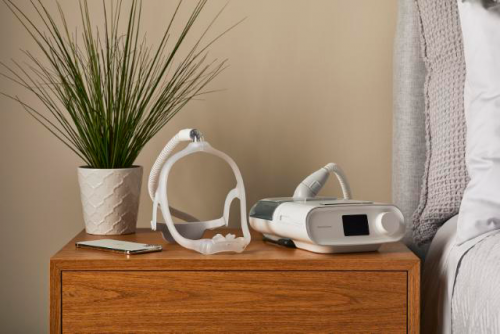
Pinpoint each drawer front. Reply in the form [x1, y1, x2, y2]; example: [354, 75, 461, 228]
[62, 271, 407, 333]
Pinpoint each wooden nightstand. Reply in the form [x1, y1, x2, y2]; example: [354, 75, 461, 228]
[50, 229, 420, 333]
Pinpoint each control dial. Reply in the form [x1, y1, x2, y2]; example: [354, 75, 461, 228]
[375, 212, 402, 236]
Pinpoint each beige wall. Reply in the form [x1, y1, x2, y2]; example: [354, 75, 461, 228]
[0, 0, 398, 332]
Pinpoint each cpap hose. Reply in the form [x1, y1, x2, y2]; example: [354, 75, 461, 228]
[293, 163, 352, 200]
[148, 129, 203, 222]
[324, 163, 352, 200]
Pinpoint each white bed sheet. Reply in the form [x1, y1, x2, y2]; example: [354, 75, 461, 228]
[421, 215, 499, 333]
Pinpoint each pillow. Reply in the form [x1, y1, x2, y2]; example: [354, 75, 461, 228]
[412, 0, 469, 246]
[457, 0, 500, 244]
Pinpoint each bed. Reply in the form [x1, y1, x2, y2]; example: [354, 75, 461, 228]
[393, 0, 500, 333]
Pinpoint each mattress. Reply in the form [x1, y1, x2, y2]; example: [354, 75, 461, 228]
[422, 215, 500, 333]
[422, 215, 458, 334]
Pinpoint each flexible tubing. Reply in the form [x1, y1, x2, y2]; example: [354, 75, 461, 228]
[324, 163, 352, 200]
[148, 130, 199, 222]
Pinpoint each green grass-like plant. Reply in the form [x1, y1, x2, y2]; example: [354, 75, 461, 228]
[1, 0, 239, 168]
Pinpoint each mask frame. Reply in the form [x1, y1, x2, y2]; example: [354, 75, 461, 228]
[150, 129, 251, 255]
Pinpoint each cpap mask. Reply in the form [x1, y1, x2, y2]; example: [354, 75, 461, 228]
[148, 129, 251, 255]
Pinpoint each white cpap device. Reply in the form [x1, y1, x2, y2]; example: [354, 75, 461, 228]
[249, 163, 405, 253]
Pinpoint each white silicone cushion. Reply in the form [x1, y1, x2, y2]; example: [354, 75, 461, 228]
[457, 1, 500, 243]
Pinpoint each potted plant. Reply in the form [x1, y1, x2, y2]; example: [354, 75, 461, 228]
[1, 0, 236, 235]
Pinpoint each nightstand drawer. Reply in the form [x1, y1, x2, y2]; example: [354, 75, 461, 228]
[62, 271, 407, 333]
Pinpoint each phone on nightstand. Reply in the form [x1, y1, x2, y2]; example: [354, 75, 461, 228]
[76, 239, 163, 254]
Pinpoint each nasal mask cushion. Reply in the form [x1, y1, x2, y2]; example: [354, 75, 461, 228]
[149, 129, 251, 255]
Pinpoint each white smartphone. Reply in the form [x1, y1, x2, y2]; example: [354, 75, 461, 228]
[76, 239, 163, 255]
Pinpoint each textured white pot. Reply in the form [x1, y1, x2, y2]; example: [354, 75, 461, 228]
[78, 166, 143, 235]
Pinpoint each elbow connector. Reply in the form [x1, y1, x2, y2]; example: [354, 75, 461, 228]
[293, 166, 331, 199]
[293, 163, 352, 200]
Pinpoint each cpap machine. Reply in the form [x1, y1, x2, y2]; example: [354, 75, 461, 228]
[249, 163, 405, 253]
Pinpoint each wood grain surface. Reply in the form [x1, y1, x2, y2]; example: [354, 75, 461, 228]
[50, 261, 62, 334]
[51, 228, 420, 333]
[408, 261, 421, 334]
[51, 228, 420, 271]
[62, 271, 407, 333]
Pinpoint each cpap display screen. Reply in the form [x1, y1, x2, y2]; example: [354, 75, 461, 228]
[342, 214, 370, 236]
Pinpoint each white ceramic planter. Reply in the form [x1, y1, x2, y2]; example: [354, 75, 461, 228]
[78, 166, 143, 235]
